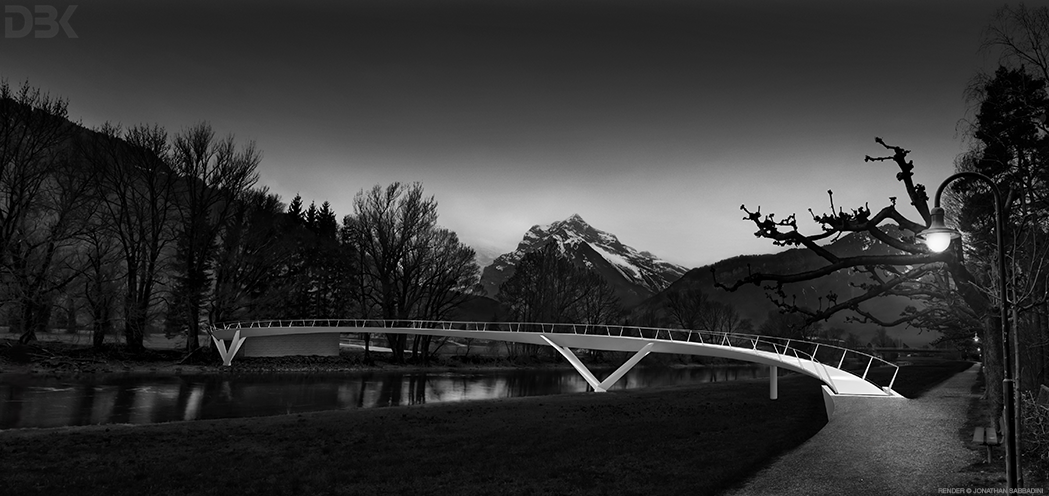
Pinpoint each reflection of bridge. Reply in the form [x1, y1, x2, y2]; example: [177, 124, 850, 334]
[211, 320, 902, 400]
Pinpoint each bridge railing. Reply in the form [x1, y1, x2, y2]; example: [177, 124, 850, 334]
[217, 319, 898, 391]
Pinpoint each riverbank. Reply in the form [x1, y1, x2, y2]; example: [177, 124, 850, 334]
[1, 374, 830, 496]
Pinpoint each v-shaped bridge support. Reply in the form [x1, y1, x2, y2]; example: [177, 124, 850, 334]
[541, 335, 654, 392]
[210, 329, 246, 366]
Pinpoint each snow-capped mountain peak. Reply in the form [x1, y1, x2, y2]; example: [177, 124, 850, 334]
[479, 214, 688, 306]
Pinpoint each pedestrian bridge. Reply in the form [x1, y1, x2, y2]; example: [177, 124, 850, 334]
[209, 320, 901, 398]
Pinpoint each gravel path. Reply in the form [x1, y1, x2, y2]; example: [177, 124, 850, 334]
[725, 363, 979, 496]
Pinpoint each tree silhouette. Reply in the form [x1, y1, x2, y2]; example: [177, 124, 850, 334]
[84, 123, 177, 351]
[713, 138, 1006, 408]
[168, 122, 260, 352]
[209, 188, 305, 324]
[346, 182, 479, 362]
[961, 65, 1049, 392]
[0, 81, 92, 343]
[664, 283, 748, 334]
[498, 243, 622, 325]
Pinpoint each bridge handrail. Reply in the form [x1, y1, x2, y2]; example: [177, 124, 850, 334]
[216, 319, 899, 391]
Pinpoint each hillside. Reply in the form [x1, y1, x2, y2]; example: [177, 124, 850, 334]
[637, 227, 938, 347]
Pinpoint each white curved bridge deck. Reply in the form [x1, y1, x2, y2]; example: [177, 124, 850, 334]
[211, 320, 900, 398]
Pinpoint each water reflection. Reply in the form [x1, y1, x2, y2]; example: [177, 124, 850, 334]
[0, 365, 768, 430]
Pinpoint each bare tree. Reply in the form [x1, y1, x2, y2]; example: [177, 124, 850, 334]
[0, 81, 98, 342]
[498, 243, 622, 324]
[664, 283, 747, 333]
[78, 220, 122, 348]
[411, 227, 481, 361]
[415, 228, 479, 319]
[700, 300, 749, 334]
[168, 122, 260, 352]
[577, 270, 623, 325]
[84, 123, 177, 351]
[4, 154, 94, 342]
[209, 188, 299, 324]
[347, 182, 444, 362]
[985, 4, 1049, 83]
[0, 81, 67, 334]
[664, 284, 708, 330]
[0, 81, 72, 258]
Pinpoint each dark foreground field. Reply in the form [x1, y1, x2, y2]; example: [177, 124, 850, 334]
[0, 361, 972, 496]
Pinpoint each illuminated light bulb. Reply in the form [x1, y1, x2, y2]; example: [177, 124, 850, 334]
[924, 232, 953, 253]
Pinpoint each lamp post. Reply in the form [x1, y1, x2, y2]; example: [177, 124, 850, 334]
[920, 171, 1019, 488]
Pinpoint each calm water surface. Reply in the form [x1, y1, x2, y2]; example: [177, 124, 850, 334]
[0, 365, 769, 430]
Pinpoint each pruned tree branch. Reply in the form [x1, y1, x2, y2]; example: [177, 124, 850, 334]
[714, 253, 941, 293]
[715, 139, 991, 335]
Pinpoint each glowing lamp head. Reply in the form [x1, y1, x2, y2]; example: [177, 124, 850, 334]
[924, 231, 954, 253]
[920, 207, 960, 253]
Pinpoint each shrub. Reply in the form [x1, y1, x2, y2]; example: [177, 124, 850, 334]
[1020, 390, 1049, 468]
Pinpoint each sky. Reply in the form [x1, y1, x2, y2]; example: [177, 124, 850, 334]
[2, 0, 1044, 269]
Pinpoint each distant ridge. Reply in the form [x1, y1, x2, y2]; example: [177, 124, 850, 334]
[635, 225, 936, 347]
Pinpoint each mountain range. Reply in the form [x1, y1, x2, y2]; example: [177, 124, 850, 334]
[474, 218, 933, 347]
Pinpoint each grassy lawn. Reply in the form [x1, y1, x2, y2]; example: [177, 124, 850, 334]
[0, 341, 975, 496]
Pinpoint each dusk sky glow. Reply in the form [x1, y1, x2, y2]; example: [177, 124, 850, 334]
[4, 0, 1044, 268]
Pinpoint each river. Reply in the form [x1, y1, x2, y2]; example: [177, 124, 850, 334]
[0, 364, 770, 430]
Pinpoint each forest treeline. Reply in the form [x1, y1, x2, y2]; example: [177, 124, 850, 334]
[0, 81, 487, 362]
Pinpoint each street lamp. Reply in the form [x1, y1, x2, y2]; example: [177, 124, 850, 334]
[919, 171, 1020, 488]
[921, 207, 958, 253]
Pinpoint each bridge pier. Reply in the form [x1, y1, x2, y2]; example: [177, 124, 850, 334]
[540, 335, 654, 392]
[211, 330, 246, 366]
[542, 335, 605, 391]
[770, 365, 778, 400]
